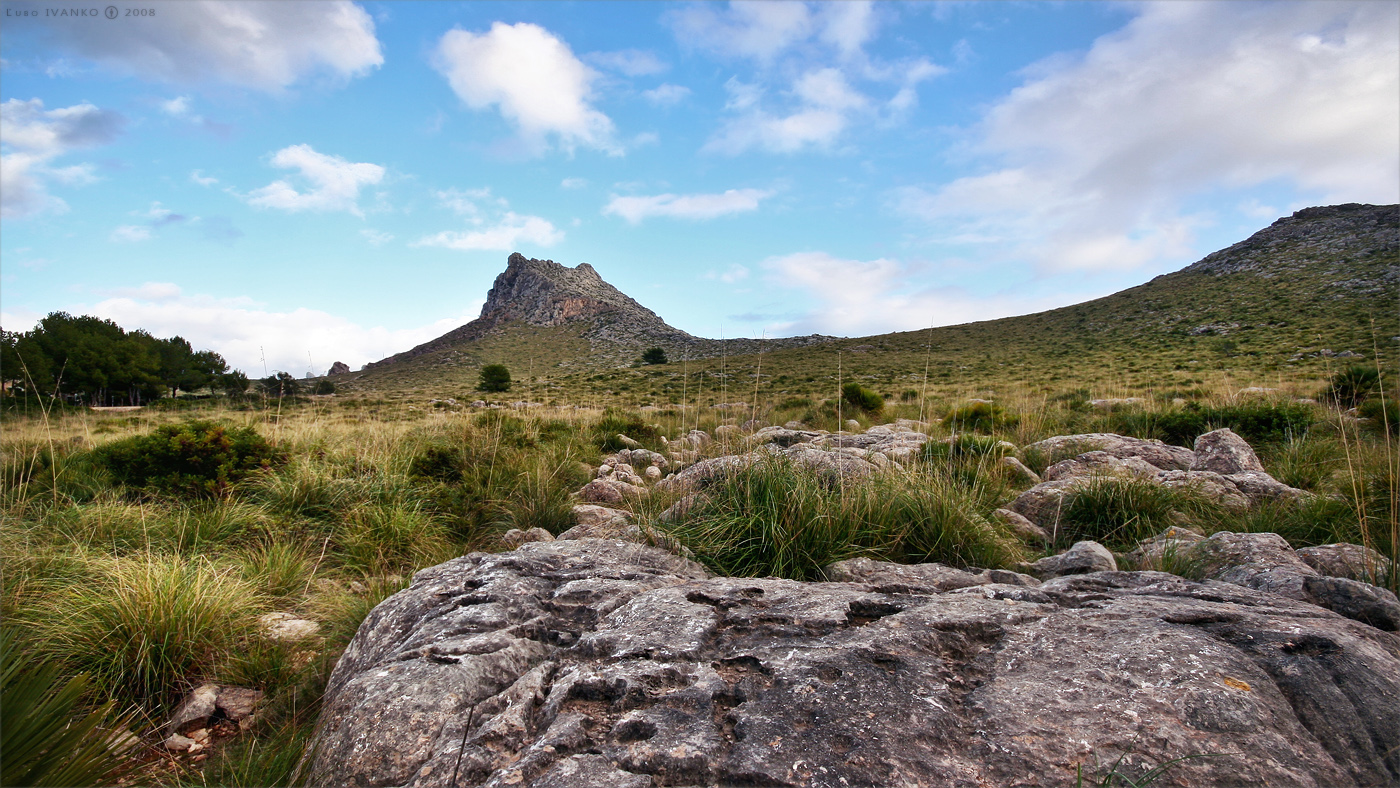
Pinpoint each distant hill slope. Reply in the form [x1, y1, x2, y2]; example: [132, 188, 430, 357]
[336, 204, 1397, 401]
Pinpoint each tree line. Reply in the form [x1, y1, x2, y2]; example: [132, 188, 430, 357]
[1, 312, 254, 406]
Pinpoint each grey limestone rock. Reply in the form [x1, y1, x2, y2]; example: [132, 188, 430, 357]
[308, 540, 1400, 788]
[1022, 432, 1195, 471]
[1191, 428, 1266, 474]
[1024, 540, 1117, 579]
[1298, 543, 1394, 582]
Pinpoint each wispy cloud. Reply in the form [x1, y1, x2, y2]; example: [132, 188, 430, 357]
[247, 144, 385, 217]
[603, 188, 774, 223]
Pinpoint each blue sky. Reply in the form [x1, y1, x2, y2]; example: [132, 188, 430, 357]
[2, 1, 1396, 377]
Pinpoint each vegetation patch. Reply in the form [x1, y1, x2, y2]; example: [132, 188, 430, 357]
[93, 420, 284, 498]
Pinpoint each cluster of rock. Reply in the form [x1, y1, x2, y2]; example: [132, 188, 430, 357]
[1003, 428, 1310, 538]
[306, 533, 1400, 787]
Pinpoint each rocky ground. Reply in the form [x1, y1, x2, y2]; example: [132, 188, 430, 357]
[305, 423, 1400, 787]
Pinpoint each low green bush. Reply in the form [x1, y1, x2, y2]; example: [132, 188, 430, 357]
[945, 401, 1017, 433]
[592, 410, 660, 452]
[1324, 365, 1379, 408]
[1358, 397, 1398, 436]
[841, 382, 884, 414]
[1108, 402, 1315, 446]
[93, 420, 283, 498]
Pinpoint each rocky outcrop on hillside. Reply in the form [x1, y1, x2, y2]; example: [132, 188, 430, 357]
[1183, 203, 1397, 293]
[366, 254, 832, 369]
[307, 536, 1400, 787]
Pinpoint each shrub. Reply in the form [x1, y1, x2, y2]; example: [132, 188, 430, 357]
[1324, 365, 1379, 408]
[945, 401, 1016, 433]
[900, 389, 920, 402]
[1109, 402, 1315, 446]
[1358, 397, 1398, 436]
[337, 503, 454, 575]
[259, 372, 300, 399]
[93, 420, 283, 498]
[841, 382, 884, 414]
[479, 364, 511, 393]
[640, 347, 668, 365]
[592, 410, 660, 452]
[38, 554, 261, 711]
[657, 457, 1023, 580]
[314, 379, 336, 395]
[924, 433, 1013, 463]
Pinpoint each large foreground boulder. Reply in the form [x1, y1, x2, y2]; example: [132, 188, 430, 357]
[307, 540, 1400, 787]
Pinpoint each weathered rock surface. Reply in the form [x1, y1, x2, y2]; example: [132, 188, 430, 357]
[168, 683, 263, 735]
[1022, 433, 1195, 471]
[326, 361, 351, 376]
[308, 540, 1400, 788]
[1009, 430, 1309, 530]
[1298, 543, 1394, 582]
[1022, 540, 1117, 579]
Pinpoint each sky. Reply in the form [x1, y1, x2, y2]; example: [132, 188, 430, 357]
[1, 0, 1396, 377]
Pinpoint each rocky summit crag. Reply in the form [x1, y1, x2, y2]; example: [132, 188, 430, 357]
[365, 254, 831, 372]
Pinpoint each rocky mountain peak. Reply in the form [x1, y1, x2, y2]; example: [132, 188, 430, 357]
[479, 254, 671, 332]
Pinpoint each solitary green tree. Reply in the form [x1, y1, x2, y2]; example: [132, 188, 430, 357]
[479, 364, 511, 393]
[640, 347, 668, 365]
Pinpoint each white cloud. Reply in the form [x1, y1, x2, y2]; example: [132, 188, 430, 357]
[706, 70, 868, 154]
[763, 251, 1069, 336]
[560, 177, 588, 190]
[433, 22, 618, 155]
[642, 84, 692, 106]
[190, 170, 218, 187]
[0, 98, 124, 218]
[110, 225, 153, 243]
[588, 49, 667, 76]
[360, 229, 394, 246]
[246, 144, 385, 216]
[603, 188, 774, 223]
[414, 188, 562, 251]
[161, 96, 192, 117]
[415, 214, 562, 251]
[900, 1, 1400, 273]
[60, 285, 484, 374]
[668, 2, 815, 62]
[27, 0, 382, 92]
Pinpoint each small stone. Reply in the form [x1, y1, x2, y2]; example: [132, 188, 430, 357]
[259, 612, 320, 642]
[1025, 541, 1117, 579]
[645, 465, 662, 480]
[617, 434, 641, 449]
[845, 419, 862, 430]
[501, 527, 555, 548]
[189, 728, 210, 743]
[163, 733, 197, 752]
[167, 683, 219, 735]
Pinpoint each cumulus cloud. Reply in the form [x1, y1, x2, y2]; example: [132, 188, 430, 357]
[433, 22, 618, 155]
[0, 98, 125, 218]
[603, 188, 774, 223]
[246, 144, 385, 216]
[45, 283, 484, 374]
[762, 251, 1069, 336]
[899, 1, 1400, 273]
[17, 0, 382, 92]
[705, 69, 869, 154]
[414, 188, 562, 251]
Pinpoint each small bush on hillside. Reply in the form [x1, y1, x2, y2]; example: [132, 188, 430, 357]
[925, 433, 1013, 462]
[314, 379, 336, 395]
[479, 364, 511, 393]
[945, 401, 1016, 433]
[1109, 402, 1315, 446]
[640, 347, 668, 365]
[409, 443, 468, 482]
[1358, 398, 1398, 436]
[93, 420, 283, 497]
[592, 410, 659, 451]
[259, 372, 300, 399]
[900, 389, 920, 402]
[841, 382, 884, 414]
[1324, 365, 1378, 408]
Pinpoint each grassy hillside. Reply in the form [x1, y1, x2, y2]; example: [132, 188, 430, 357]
[331, 205, 1396, 407]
